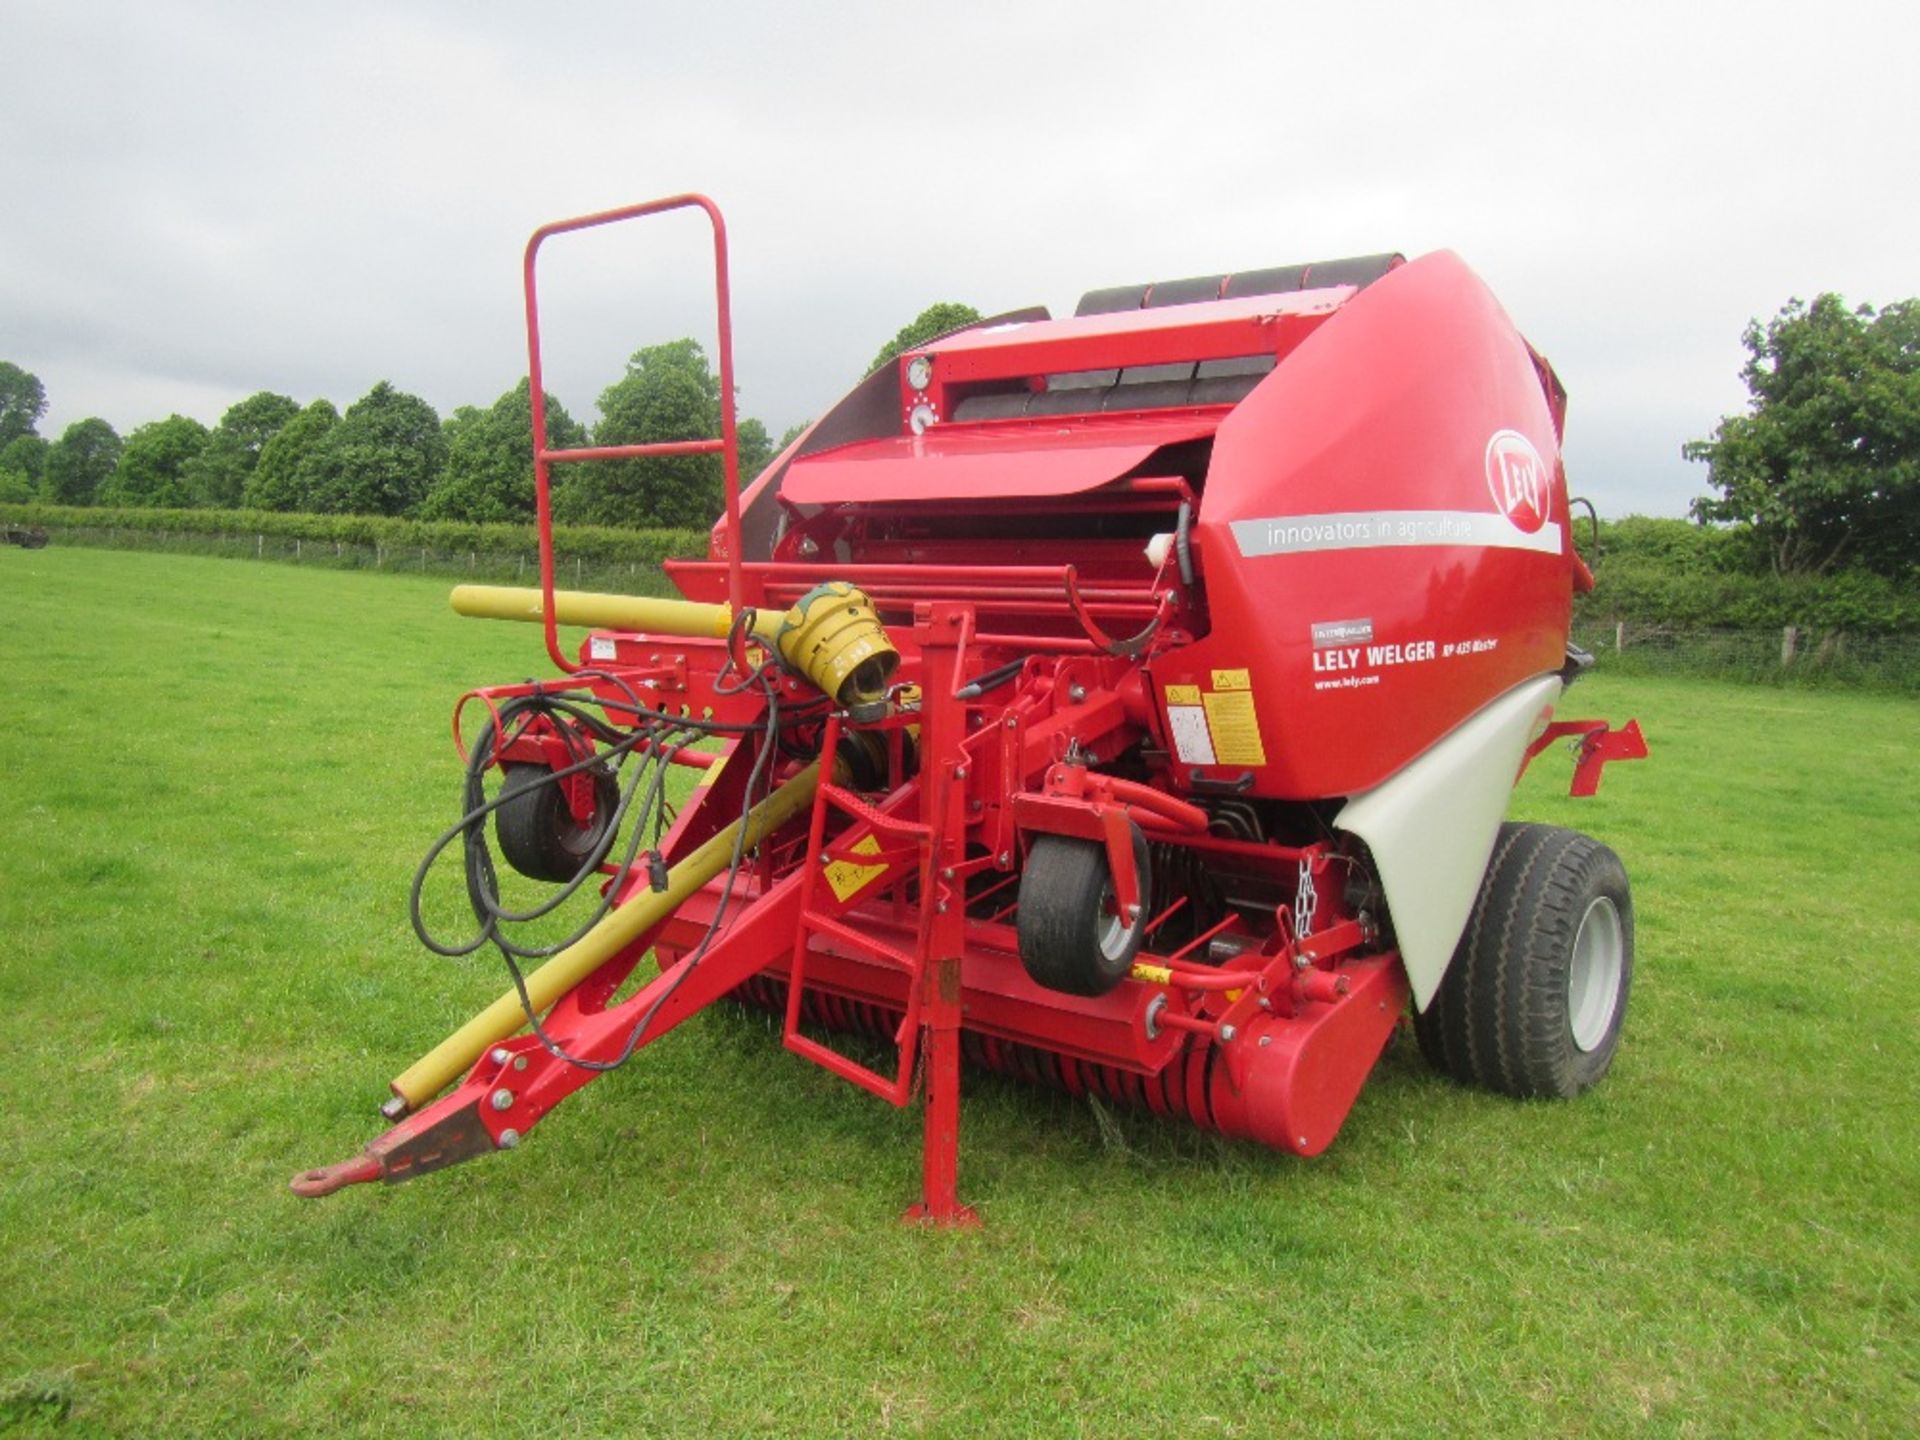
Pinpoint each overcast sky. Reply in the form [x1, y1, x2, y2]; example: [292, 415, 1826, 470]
[3, 0, 1912, 518]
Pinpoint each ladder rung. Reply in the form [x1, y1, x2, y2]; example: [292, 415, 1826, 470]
[820, 784, 931, 840]
[800, 910, 919, 972]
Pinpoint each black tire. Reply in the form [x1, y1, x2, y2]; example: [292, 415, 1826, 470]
[1414, 821, 1633, 1098]
[1016, 824, 1151, 997]
[493, 762, 619, 883]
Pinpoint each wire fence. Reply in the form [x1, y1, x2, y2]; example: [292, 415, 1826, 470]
[19, 525, 1919, 694]
[1571, 620, 1920, 694]
[32, 523, 681, 596]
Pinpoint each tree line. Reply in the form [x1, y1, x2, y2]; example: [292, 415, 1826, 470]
[0, 303, 980, 530]
[8, 289, 1910, 580]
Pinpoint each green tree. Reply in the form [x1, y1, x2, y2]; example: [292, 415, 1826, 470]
[1688, 294, 1920, 577]
[735, 416, 774, 485]
[556, 339, 728, 528]
[0, 468, 32, 503]
[297, 382, 445, 516]
[441, 404, 486, 451]
[245, 399, 338, 511]
[42, 418, 120, 506]
[184, 391, 301, 508]
[418, 379, 588, 524]
[866, 302, 982, 375]
[0, 361, 47, 447]
[1, 434, 47, 485]
[778, 420, 810, 451]
[99, 415, 211, 508]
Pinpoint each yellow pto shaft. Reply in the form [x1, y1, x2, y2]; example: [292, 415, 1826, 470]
[448, 581, 899, 709]
[390, 760, 821, 1109]
[450, 583, 758, 641]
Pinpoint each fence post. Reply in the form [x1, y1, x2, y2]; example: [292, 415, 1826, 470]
[575, 556, 583, 587]
[295, 538, 301, 560]
[1614, 620, 1626, 652]
[1781, 625, 1799, 667]
[257, 533, 263, 558]
[376, 544, 383, 568]
[421, 546, 428, 570]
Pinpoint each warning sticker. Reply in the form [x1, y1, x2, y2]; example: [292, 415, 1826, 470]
[1165, 684, 1202, 706]
[1202, 689, 1268, 766]
[589, 636, 617, 661]
[1167, 705, 1217, 765]
[1211, 668, 1251, 691]
[824, 834, 889, 902]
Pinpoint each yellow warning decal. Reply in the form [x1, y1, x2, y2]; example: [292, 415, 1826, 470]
[824, 833, 889, 902]
[1211, 668, 1252, 691]
[1203, 689, 1268, 766]
[1164, 683, 1202, 705]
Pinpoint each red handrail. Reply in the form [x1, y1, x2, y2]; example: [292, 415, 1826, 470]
[522, 194, 743, 671]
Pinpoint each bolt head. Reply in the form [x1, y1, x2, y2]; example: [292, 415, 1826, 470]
[513, 1056, 527, 1071]
[490, 1088, 514, 1112]
[1219, 1024, 1237, 1043]
[997, 852, 1011, 867]
[1069, 684, 1087, 703]
[489, 1047, 511, 1067]
[1258, 1034, 1272, 1047]
[498, 1128, 521, 1149]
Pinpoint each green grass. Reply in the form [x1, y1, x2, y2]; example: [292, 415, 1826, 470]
[0, 548, 1914, 1437]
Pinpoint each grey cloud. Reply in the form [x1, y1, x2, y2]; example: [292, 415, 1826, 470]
[3, 0, 1912, 520]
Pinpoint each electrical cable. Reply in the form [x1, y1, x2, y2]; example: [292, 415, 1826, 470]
[408, 654, 809, 1077]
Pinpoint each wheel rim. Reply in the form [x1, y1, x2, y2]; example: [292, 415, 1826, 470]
[1567, 895, 1624, 1052]
[1095, 883, 1136, 963]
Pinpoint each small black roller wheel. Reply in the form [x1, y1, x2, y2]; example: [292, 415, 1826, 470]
[1016, 824, 1151, 997]
[1415, 821, 1633, 1098]
[493, 762, 620, 883]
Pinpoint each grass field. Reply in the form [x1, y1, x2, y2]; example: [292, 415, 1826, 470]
[1, 548, 1914, 1437]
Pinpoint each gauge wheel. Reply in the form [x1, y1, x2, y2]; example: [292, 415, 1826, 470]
[494, 761, 620, 883]
[1016, 824, 1152, 997]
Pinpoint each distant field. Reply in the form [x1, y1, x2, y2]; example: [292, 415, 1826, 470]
[0, 548, 1914, 1437]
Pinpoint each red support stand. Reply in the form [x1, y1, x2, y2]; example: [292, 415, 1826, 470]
[903, 603, 980, 1227]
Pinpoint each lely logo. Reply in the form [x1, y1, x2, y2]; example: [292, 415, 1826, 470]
[1484, 429, 1550, 534]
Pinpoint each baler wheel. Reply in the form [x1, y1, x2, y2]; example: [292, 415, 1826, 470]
[1415, 822, 1633, 1098]
[1016, 825, 1151, 997]
[493, 761, 620, 884]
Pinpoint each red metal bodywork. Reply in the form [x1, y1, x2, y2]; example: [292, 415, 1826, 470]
[295, 196, 1644, 1222]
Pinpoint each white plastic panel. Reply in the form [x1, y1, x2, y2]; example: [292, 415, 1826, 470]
[1334, 674, 1563, 1009]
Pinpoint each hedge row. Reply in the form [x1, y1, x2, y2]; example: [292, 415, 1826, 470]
[1576, 516, 1919, 631]
[9, 502, 1917, 635]
[0, 502, 707, 567]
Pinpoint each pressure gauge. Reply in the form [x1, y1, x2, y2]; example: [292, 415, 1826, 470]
[905, 354, 933, 392]
[909, 402, 938, 435]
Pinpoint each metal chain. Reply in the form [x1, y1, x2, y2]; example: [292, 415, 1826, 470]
[1294, 856, 1318, 939]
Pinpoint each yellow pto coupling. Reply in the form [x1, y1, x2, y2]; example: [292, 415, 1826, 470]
[773, 581, 897, 711]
